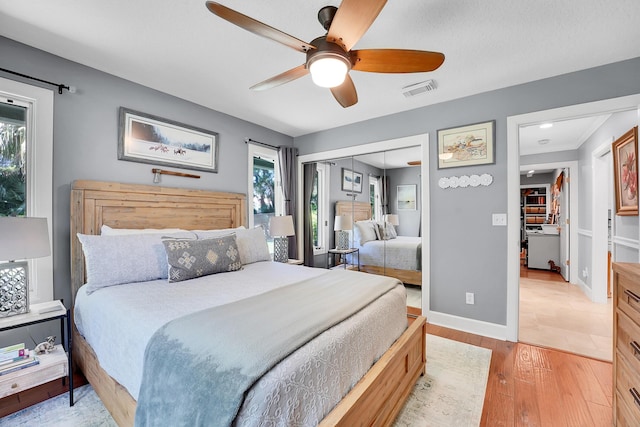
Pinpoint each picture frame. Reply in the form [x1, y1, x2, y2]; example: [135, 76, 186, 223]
[397, 184, 417, 210]
[118, 107, 219, 173]
[437, 120, 495, 169]
[341, 168, 363, 193]
[612, 126, 638, 216]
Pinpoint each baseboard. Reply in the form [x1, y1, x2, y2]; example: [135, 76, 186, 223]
[575, 277, 593, 301]
[426, 310, 508, 341]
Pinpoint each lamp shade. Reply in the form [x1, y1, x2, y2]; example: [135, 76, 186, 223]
[269, 215, 295, 237]
[383, 214, 400, 226]
[0, 217, 50, 261]
[334, 214, 353, 231]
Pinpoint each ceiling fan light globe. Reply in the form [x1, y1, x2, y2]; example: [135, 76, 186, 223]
[309, 56, 349, 88]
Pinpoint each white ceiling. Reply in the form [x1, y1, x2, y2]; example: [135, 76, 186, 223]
[1, 1, 639, 138]
[519, 114, 612, 156]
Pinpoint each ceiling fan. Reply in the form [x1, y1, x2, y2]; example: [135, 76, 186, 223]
[205, 0, 445, 108]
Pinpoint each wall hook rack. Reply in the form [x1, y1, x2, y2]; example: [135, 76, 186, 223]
[152, 168, 200, 183]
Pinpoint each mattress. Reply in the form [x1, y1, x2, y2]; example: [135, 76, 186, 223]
[74, 261, 407, 425]
[353, 236, 422, 271]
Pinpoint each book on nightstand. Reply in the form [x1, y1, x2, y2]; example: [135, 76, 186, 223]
[0, 343, 26, 360]
[0, 355, 39, 375]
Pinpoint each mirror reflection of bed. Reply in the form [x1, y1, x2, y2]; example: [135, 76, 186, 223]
[305, 146, 422, 310]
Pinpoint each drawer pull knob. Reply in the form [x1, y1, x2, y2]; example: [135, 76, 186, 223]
[11, 383, 18, 389]
[631, 341, 640, 361]
[624, 289, 640, 303]
[631, 387, 640, 408]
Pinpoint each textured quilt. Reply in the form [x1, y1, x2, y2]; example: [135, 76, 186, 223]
[133, 269, 398, 427]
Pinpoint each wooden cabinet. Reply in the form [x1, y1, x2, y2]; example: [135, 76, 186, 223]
[613, 262, 640, 426]
[0, 300, 73, 410]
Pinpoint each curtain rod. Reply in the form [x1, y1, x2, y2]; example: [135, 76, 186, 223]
[0, 67, 75, 94]
[244, 137, 280, 150]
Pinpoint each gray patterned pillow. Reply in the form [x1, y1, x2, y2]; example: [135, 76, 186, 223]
[163, 235, 242, 282]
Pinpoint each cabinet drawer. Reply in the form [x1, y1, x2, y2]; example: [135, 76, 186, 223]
[616, 310, 640, 371]
[616, 352, 640, 424]
[0, 347, 67, 399]
[616, 271, 640, 325]
[616, 390, 640, 427]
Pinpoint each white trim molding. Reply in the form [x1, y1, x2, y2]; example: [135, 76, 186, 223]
[612, 236, 640, 250]
[426, 310, 507, 341]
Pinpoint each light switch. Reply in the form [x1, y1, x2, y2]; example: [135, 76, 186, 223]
[492, 213, 507, 226]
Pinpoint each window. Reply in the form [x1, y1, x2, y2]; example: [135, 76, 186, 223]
[248, 144, 282, 255]
[311, 163, 329, 254]
[0, 77, 54, 304]
[369, 175, 382, 221]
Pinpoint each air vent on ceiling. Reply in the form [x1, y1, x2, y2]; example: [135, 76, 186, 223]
[402, 79, 437, 98]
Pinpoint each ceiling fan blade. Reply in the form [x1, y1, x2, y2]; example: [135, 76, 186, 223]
[330, 74, 358, 108]
[205, 2, 314, 53]
[250, 64, 309, 91]
[351, 49, 445, 73]
[327, 0, 387, 52]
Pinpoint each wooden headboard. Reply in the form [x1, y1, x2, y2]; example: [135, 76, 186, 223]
[335, 201, 371, 223]
[70, 180, 247, 301]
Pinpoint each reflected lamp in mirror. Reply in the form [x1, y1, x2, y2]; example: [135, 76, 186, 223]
[383, 214, 400, 226]
[269, 215, 295, 263]
[334, 214, 353, 250]
[0, 217, 51, 317]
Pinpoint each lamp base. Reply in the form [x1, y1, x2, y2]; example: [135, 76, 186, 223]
[336, 231, 350, 250]
[273, 237, 289, 263]
[0, 261, 30, 317]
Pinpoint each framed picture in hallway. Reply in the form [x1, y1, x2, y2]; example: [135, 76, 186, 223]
[612, 126, 638, 216]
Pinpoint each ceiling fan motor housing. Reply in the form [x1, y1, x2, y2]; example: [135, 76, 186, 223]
[306, 37, 352, 71]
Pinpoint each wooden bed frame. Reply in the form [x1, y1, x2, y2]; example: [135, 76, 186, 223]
[70, 180, 426, 427]
[335, 201, 422, 287]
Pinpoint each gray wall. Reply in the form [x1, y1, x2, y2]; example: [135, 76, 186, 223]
[577, 110, 639, 281]
[295, 57, 640, 327]
[0, 36, 292, 344]
[520, 172, 554, 187]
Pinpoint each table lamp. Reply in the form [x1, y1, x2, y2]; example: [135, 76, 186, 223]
[383, 214, 399, 226]
[334, 214, 353, 250]
[269, 215, 295, 263]
[0, 217, 51, 317]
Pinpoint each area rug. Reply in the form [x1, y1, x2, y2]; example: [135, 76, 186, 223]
[0, 335, 491, 427]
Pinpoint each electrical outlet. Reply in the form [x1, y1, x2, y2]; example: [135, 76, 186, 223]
[492, 213, 507, 226]
[466, 292, 474, 305]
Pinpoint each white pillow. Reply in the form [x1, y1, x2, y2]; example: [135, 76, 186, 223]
[355, 221, 378, 245]
[101, 224, 187, 235]
[235, 227, 270, 264]
[77, 231, 194, 294]
[385, 222, 398, 239]
[193, 226, 246, 240]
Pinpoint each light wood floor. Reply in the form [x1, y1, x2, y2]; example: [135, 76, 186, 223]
[519, 266, 613, 361]
[424, 320, 613, 426]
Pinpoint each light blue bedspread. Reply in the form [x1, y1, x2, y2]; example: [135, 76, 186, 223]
[133, 269, 398, 427]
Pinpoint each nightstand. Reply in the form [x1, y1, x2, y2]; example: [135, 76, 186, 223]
[328, 248, 360, 270]
[287, 259, 304, 265]
[0, 300, 73, 406]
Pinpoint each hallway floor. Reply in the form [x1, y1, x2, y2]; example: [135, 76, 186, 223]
[519, 265, 613, 361]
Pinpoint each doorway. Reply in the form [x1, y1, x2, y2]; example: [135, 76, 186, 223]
[506, 93, 640, 342]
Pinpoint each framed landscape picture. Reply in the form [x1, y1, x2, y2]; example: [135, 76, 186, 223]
[612, 126, 638, 216]
[341, 168, 363, 193]
[118, 107, 219, 173]
[397, 184, 417, 210]
[437, 120, 495, 169]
